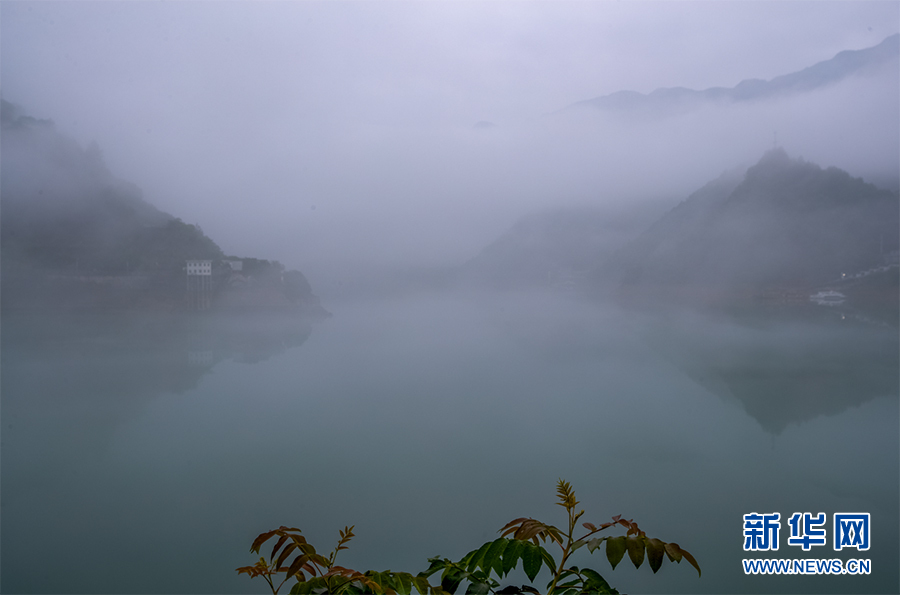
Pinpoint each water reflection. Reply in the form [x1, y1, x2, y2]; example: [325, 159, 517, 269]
[643, 306, 899, 434]
[3, 311, 315, 387]
[1, 293, 896, 594]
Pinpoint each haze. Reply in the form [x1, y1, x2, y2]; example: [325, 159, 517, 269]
[3, 4, 900, 594]
[2, 1, 898, 290]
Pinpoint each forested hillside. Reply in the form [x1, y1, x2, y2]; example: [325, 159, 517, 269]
[604, 148, 899, 309]
[1, 100, 325, 315]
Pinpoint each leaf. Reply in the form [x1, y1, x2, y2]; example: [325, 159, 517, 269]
[583, 522, 598, 532]
[538, 547, 556, 575]
[270, 534, 289, 561]
[286, 554, 310, 580]
[413, 576, 431, 595]
[626, 535, 645, 569]
[289, 534, 311, 550]
[605, 536, 626, 569]
[555, 479, 579, 510]
[678, 547, 702, 577]
[250, 529, 280, 553]
[499, 518, 530, 534]
[580, 568, 618, 594]
[236, 560, 271, 579]
[365, 570, 390, 594]
[309, 552, 330, 568]
[586, 537, 605, 553]
[664, 542, 682, 563]
[504, 519, 562, 545]
[394, 572, 413, 595]
[291, 576, 325, 595]
[420, 557, 453, 581]
[466, 541, 494, 573]
[465, 580, 491, 595]
[501, 539, 524, 576]
[646, 539, 665, 573]
[275, 542, 298, 570]
[514, 520, 543, 543]
[482, 539, 509, 577]
[522, 543, 542, 582]
[440, 567, 464, 594]
[555, 568, 576, 582]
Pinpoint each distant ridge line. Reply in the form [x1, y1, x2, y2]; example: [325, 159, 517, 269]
[562, 33, 899, 114]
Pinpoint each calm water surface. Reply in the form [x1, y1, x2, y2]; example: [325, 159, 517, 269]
[2, 290, 897, 594]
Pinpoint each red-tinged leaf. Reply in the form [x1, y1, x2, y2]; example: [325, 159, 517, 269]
[325, 565, 360, 578]
[286, 554, 310, 579]
[626, 535, 645, 569]
[583, 522, 597, 531]
[298, 543, 317, 557]
[646, 538, 665, 573]
[611, 515, 621, 522]
[289, 534, 309, 548]
[515, 523, 540, 542]
[276, 542, 298, 570]
[664, 542, 683, 563]
[250, 529, 280, 553]
[270, 534, 289, 562]
[679, 548, 701, 577]
[500, 518, 530, 534]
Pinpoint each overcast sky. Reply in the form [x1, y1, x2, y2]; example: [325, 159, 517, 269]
[2, 1, 898, 282]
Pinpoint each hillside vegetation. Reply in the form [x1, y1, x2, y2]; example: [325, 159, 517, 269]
[604, 148, 899, 309]
[1, 100, 325, 315]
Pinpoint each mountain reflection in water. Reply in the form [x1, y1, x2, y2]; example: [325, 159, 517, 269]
[1, 292, 896, 595]
[644, 307, 899, 434]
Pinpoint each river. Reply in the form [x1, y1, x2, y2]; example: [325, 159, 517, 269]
[1, 289, 897, 594]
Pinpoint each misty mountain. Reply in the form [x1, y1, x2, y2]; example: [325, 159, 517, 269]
[0, 100, 324, 314]
[563, 33, 899, 116]
[606, 148, 900, 307]
[460, 202, 669, 290]
[1, 99, 223, 270]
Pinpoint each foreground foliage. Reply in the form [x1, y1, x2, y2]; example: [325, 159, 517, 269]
[237, 480, 699, 594]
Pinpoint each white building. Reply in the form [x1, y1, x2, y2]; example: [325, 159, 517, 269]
[186, 260, 213, 310]
[186, 260, 212, 276]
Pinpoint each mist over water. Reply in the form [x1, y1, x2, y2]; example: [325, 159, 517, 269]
[2, 290, 897, 594]
[2, 3, 899, 594]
